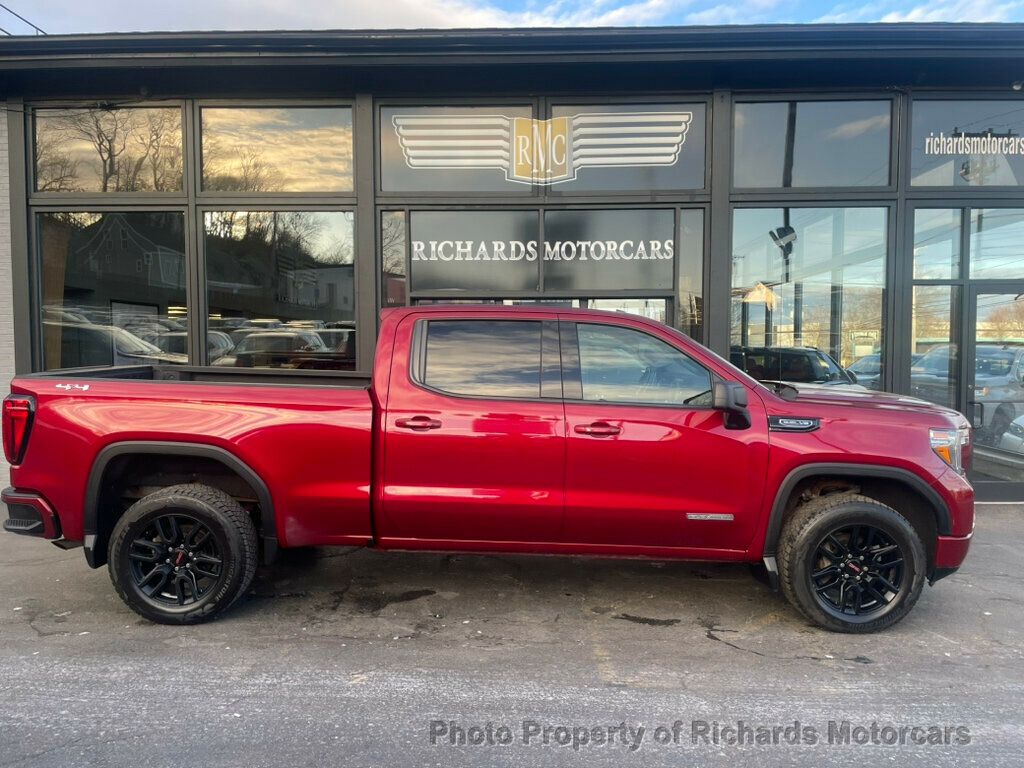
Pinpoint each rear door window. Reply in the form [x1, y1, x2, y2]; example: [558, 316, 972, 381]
[422, 320, 543, 398]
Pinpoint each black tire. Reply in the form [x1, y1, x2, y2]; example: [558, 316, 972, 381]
[108, 483, 258, 625]
[778, 493, 927, 633]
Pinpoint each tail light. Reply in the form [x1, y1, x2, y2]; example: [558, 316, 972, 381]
[2, 395, 35, 465]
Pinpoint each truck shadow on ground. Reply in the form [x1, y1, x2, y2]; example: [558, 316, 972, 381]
[235, 546, 829, 643]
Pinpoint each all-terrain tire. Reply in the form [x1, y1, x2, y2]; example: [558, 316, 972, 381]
[108, 483, 258, 625]
[778, 492, 927, 633]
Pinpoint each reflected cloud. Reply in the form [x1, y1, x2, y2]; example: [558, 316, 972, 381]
[201, 107, 353, 192]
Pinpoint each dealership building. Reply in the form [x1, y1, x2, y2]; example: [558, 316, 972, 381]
[1, 23, 1024, 497]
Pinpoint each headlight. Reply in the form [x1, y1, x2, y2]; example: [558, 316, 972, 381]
[930, 427, 969, 474]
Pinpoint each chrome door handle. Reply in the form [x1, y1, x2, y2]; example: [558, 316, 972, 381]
[395, 416, 442, 431]
[574, 421, 622, 437]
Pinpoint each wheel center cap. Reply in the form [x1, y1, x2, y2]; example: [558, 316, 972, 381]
[174, 550, 188, 566]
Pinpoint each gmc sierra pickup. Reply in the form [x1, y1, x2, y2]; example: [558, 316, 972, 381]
[2, 306, 974, 632]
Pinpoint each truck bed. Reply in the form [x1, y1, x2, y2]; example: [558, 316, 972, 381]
[9, 368, 376, 550]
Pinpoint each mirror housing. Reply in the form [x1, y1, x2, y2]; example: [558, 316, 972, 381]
[846, 370, 859, 384]
[713, 380, 752, 430]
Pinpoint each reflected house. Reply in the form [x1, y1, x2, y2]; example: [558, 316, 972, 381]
[281, 265, 354, 321]
[204, 220, 354, 324]
[40, 212, 188, 369]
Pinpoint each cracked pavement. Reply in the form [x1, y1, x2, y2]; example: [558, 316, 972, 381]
[0, 506, 1021, 767]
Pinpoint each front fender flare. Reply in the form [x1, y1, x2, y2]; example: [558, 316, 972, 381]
[761, 462, 953, 558]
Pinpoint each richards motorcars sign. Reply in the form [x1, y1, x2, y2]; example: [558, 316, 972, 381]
[407, 209, 677, 293]
[392, 112, 693, 185]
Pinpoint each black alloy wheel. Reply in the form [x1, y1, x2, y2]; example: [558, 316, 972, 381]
[809, 524, 905, 618]
[108, 484, 258, 624]
[778, 492, 926, 633]
[127, 513, 225, 608]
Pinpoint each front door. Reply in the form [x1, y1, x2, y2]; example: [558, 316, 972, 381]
[379, 314, 566, 545]
[966, 285, 1024, 494]
[560, 319, 769, 553]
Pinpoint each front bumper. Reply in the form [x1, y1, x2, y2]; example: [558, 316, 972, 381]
[2, 487, 61, 539]
[929, 531, 973, 584]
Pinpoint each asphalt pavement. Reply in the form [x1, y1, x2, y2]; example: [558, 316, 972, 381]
[0, 506, 1021, 767]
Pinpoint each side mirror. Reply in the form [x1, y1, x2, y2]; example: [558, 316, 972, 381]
[846, 370, 859, 384]
[713, 380, 752, 430]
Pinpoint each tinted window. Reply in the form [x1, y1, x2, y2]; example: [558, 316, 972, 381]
[37, 211, 189, 370]
[576, 324, 712, 406]
[970, 209, 1024, 279]
[201, 107, 353, 192]
[911, 100, 1024, 187]
[34, 107, 183, 193]
[548, 103, 706, 191]
[423, 321, 542, 398]
[408, 210, 539, 293]
[913, 208, 961, 280]
[380, 105, 534, 193]
[730, 207, 887, 369]
[734, 101, 891, 188]
[543, 209, 675, 292]
[204, 211, 356, 370]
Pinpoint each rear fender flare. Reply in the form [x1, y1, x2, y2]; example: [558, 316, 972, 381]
[82, 441, 276, 568]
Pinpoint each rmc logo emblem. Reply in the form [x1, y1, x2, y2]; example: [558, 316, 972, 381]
[392, 111, 692, 185]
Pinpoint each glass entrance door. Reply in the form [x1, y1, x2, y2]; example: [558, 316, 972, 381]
[966, 285, 1024, 492]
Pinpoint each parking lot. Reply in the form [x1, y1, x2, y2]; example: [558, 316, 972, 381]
[0, 506, 1021, 767]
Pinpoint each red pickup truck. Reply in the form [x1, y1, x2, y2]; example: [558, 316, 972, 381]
[2, 306, 974, 632]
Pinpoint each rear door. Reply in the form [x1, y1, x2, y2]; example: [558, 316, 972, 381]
[560, 319, 769, 552]
[379, 313, 566, 546]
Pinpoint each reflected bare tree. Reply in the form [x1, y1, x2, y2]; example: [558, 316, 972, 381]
[35, 107, 183, 192]
[33, 130, 80, 192]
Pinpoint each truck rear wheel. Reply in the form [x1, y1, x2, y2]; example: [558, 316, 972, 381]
[107, 484, 258, 624]
[778, 493, 926, 633]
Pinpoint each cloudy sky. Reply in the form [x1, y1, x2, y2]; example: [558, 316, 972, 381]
[6, 0, 1024, 34]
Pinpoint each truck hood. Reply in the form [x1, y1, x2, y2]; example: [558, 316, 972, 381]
[768, 382, 963, 419]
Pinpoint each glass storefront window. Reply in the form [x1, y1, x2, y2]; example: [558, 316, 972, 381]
[543, 209, 675, 292]
[909, 286, 959, 409]
[381, 211, 407, 308]
[204, 211, 356, 370]
[548, 103, 707, 191]
[380, 105, 534, 193]
[913, 209, 961, 280]
[911, 100, 1024, 187]
[37, 212, 188, 370]
[408, 210, 540, 293]
[201, 107, 353, 193]
[733, 101, 891, 188]
[970, 209, 1024, 279]
[730, 207, 887, 371]
[33, 107, 183, 193]
[677, 209, 704, 339]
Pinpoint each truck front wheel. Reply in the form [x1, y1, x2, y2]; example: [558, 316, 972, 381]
[778, 493, 927, 633]
[107, 484, 258, 624]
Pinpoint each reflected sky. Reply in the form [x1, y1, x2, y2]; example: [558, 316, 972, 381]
[201, 107, 353, 192]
